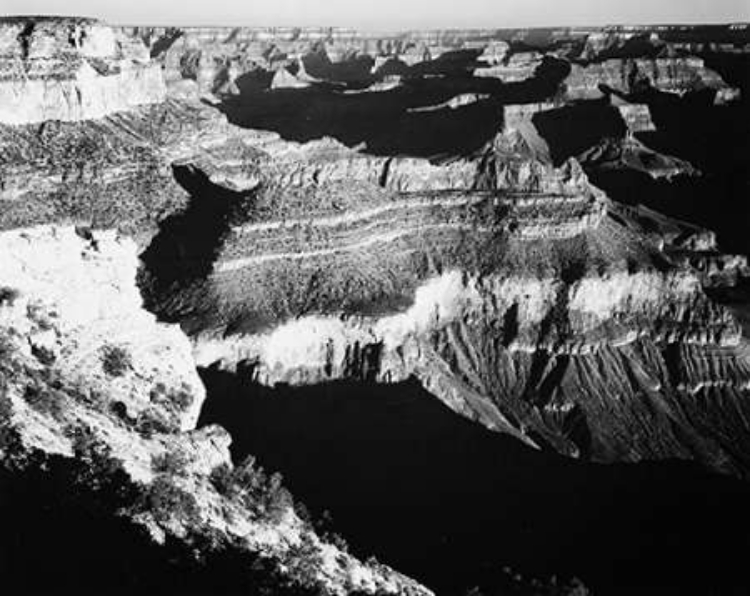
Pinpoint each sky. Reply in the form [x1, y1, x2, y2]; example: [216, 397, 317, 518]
[4, 0, 749, 29]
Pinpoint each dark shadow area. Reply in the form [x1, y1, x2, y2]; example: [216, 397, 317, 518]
[0, 458, 314, 596]
[582, 84, 750, 258]
[302, 46, 377, 86]
[532, 98, 627, 165]
[216, 57, 570, 159]
[588, 168, 750, 257]
[198, 370, 750, 596]
[138, 164, 252, 321]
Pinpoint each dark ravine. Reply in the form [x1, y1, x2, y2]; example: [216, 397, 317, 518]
[198, 369, 750, 596]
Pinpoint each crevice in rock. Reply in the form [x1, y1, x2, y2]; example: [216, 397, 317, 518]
[17, 22, 35, 61]
[138, 164, 253, 320]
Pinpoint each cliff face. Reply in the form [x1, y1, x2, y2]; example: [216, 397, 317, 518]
[0, 18, 165, 124]
[139, 108, 750, 476]
[562, 56, 740, 101]
[0, 225, 430, 596]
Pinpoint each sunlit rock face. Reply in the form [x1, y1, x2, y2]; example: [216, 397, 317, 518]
[562, 56, 740, 101]
[0, 17, 165, 124]
[474, 51, 544, 82]
[0, 225, 431, 596]
[610, 96, 656, 133]
[577, 136, 699, 180]
[139, 105, 750, 476]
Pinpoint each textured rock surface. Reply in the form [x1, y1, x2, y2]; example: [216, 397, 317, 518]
[0, 225, 431, 596]
[139, 106, 750, 476]
[474, 51, 544, 82]
[562, 56, 740, 101]
[1, 17, 749, 594]
[0, 18, 165, 124]
[578, 136, 699, 180]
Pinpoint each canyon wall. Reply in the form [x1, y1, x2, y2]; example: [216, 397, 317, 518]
[0, 18, 165, 124]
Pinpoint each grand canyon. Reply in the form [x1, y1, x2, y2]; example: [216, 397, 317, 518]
[1, 13, 749, 596]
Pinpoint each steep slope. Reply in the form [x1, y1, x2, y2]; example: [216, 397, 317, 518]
[0, 225, 430, 596]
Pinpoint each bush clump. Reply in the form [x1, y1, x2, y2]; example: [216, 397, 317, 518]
[0, 286, 19, 307]
[209, 457, 293, 524]
[149, 381, 194, 413]
[22, 383, 65, 420]
[151, 449, 189, 476]
[101, 345, 132, 377]
[143, 475, 202, 526]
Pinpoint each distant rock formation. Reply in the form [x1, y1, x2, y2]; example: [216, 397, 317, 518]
[562, 55, 741, 101]
[0, 18, 165, 124]
[474, 51, 544, 82]
[609, 95, 656, 132]
[578, 136, 699, 180]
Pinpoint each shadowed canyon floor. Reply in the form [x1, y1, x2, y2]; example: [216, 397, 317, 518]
[199, 371, 750, 596]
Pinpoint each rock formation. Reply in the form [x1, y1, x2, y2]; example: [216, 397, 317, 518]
[0, 18, 165, 124]
[562, 55, 741, 101]
[0, 225, 428, 595]
[474, 51, 544, 82]
[578, 135, 699, 180]
[1, 15, 749, 595]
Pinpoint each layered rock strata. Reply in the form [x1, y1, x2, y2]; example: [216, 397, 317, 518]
[141, 111, 750, 476]
[0, 18, 165, 124]
[562, 56, 741, 102]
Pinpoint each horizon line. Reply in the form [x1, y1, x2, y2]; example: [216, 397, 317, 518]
[2, 13, 748, 32]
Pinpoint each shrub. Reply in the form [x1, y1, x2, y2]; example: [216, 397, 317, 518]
[22, 383, 64, 420]
[0, 286, 19, 307]
[66, 424, 137, 506]
[209, 462, 236, 497]
[280, 532, 325, 591]
[0, 332, 16, 362]
[168, 385, 194, 411]
[101, 345, 132, 377]
[150, 381, 194, 412]
[151, 449, 189, 476]
[208, 458, 293, 523]
[134, 408, 174, 438]
[144, 475, 201, 526]
[31, 344, 56, 365]
[0, 394, 24, 465]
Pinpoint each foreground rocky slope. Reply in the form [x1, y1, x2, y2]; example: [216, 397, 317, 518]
[0, 225, 429, 596]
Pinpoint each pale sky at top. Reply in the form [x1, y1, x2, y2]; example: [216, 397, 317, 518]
[4, 0, 749, 29]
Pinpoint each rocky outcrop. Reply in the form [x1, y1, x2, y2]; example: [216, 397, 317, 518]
[610, 95, 655, 132]
[0, 224, 431, 596]
[137, 102, 750, 477]
[0, 18, 165, 124]
[562, 55, 741, 101]
[474, 51, 544, 82]
[128, 26, 508, 96]
[578, 136, 699, 180]
[407, 93, 491, 113]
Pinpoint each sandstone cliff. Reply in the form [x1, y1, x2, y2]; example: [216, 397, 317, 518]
[0, 18, 165, 124]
